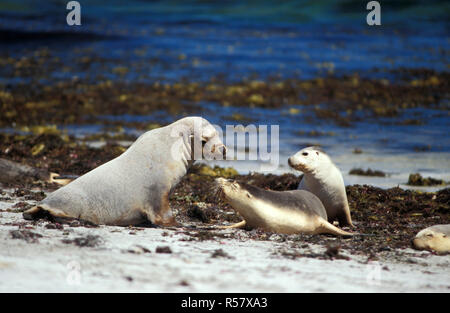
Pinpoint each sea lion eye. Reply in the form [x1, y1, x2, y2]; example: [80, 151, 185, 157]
[426, 233, 434, 237]
[302, 152, 308, 156]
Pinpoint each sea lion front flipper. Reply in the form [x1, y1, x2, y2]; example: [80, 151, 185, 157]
[152, 202, 180, 227]
[217, 220, 247, 229]
[145, 189, 179, 227]
[149, 211, 179, 227]
[337, 207, 355, 228]
[157, 212, 179, 227]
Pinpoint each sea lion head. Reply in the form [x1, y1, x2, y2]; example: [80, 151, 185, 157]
[215, 178, 253, 207]
[200, 124, 227, 161]
[172, 116, 226, 161]
[413, 226, 450, 253]
[288, 146, 330, 174]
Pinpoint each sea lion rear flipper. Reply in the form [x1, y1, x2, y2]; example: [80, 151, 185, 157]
[23, 204, 73, 221]
[48, 172, 75, 186]
[216, 220, 246, 230]
[319, 219, 356, 237]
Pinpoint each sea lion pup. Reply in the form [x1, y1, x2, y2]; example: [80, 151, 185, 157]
[215, 178, 354, 236]
[23, 116, 226, 226]
[0, 158, 71, 186]
[288, 146, 354, 228]
[413, 225, 450, 253]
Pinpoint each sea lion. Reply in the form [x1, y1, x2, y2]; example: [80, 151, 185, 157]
[288, 146, 354, 227]
[215, 178, 354, 236]
[413, 225, 450, 253]
[23, 116, 226, 226]
[0, 158, 71, 186]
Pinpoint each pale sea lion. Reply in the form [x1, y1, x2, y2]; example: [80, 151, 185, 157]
[413, 225, 450, 253]
[288, 146, 354, 227]
[24, 116, 226, 226]
[215, 178, 354, 236]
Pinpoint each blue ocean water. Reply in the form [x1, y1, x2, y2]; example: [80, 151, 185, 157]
[1, 0, 449, 82]
[0, 0, 449, 188]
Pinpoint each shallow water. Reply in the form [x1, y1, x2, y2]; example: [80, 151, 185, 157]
[89, 106, 450, 191]
[0, 1, 449, 190]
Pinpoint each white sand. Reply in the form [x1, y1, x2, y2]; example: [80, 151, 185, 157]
[0, 194, 449, 293]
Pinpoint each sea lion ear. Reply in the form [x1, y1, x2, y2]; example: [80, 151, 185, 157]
[316, 151, 319, 156]
[246, 191, 252, 198]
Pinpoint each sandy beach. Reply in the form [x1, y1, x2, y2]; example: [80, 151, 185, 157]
[1, 182, 449, 293]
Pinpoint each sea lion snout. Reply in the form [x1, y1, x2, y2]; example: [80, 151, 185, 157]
[203, 136, 227, 160]
[215, 177, 231, 187]
[288, 155, 306, 171]
[288, 156, 296, 168]
[215, 178, 244, 198]
[412, 233, 433, 251]
[214, 177, 234, 202]
[212, 143, 227, 159]
[412, 237, 422, 249]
